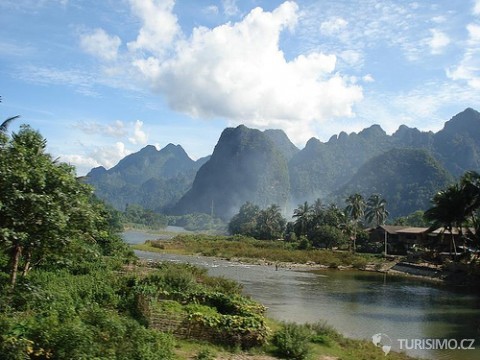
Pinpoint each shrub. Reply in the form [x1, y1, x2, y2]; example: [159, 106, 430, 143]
[194, 348, 216, 360]
[272, 322, 312, 360]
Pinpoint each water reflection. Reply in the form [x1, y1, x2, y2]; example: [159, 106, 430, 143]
[133, 250, 480, 360]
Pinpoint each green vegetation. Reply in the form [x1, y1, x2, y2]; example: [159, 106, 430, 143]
[336, 148, 453, 218]
[228, 196, 389, 254]
[136, 234, 381, 269]
[84, 143, 205, 212]
[425, 171, 480, 259]
[123, 203, 168, 229]
[173, 125, 291, 219]
[229, 202, 286, 240]
[0, 111, 446, 359]
[168, 213, 226, 233]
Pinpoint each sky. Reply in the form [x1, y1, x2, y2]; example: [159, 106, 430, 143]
[1, 0, 480, 176]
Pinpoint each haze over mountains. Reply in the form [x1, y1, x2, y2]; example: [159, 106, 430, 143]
[85, 108, 480, 219]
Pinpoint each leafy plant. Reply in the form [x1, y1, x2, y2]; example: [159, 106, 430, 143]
[272, 322, 312, 360]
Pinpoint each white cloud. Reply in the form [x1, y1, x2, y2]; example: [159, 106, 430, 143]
[428, 29, 450, 54]
[61, 142, 132, 175]
[204, 5, 218, 15]
[467, 23, 480, 43]
[74, 120, 127, 137]
[128, 120, 148, 144]
[127, 0, 181, 57]
[131, 1, 362, 145]
[339, 50, 363, 67]
[80, 28, 121, 62]
[431, 15, 446, 24]
[447, 23, 480, 89]
[362, 74, 374, 83]
[222, 0, 238, 16]
[320, 16, 348, 35]
[474, 0, 480, 15]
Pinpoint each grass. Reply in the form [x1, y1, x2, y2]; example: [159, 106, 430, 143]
[171, 318, 418, 360]
[132, 234, 383, 269]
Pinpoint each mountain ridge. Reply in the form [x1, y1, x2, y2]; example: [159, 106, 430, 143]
[85, 108, 480, 219]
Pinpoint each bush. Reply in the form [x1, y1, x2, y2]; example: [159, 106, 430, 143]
[272, 322, 312, 360]
[194, 348, 216, 360]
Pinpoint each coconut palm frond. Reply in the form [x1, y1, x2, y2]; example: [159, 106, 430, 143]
[0, 115, 20, 133]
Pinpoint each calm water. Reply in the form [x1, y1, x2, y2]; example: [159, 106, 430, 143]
[125, 232, 480, 360]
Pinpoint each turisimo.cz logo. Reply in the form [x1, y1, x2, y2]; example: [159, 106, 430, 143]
[397, 338, 476, 351]
[372, 333, 392, 356]
[372, 333, 476, 356]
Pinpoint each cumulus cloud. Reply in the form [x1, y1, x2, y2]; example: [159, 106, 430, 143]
[428, 29, 450, 54]
[128, 120, 148, 144]
[447, 23, 480, 89]
[80, 28, 121, 61]
[61, 142, 132, 175]
[127, 0, 181, 56]
[131, 1, 362, 144]
[222, 0, 238, 16]
[320, 16, 348, 35]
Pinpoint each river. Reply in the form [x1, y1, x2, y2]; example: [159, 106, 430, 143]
[123, 231, 480, 360]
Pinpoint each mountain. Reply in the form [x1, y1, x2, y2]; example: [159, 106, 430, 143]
[85, 108, 480, 219]
[173, 125, 290, 219]
[84, 144, 204, 211]
[289, 125, 392, 202]
[263, 129, 299, 161]
[335, 148, 454, 217]
[433, 108, 480, 176]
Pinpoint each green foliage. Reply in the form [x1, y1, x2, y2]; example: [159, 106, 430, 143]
[425, 171, 480, 256]
[392, 210, 429, 227]
[84, 143, 202, 212]
[272, 322, 312, 360]
[336, 148, 453, 218]
[229, 202, 261, 237]
[229, 202, 286, 240]
[123, 204, 168, 229]
[0, 125, 132, 285]
[169, 213, 226, 232]
[309, 225, 348, 250]
[194, 348, 216, 360]
[0, 269, 176, 360]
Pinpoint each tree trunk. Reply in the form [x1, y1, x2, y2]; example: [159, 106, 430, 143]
[22, 249, 32, 277]
[10, 244, 22, 286]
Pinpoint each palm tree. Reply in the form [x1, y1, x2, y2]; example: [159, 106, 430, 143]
[425, 183, 470, 259]
[256, 204, 286, 240]
[293, 201, 312, 237]
[365, 194, 389, 227]
[0, 96, 20, 135]
[365, 194, 389, 256]
[460, 171, 480, 251]
[345, 193, 365, 252]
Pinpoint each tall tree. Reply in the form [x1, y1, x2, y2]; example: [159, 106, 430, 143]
[228, 202, 260, 237]
[345, 193, 365, 252]
[0, 125, 110, 285]
[365, 194, 389, 227]
[293, 201, 312, 237]
[425, 174, 480, 257]
[255, 204, 286, 240]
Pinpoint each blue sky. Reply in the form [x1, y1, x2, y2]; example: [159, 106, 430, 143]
[1, 0, 480, 175]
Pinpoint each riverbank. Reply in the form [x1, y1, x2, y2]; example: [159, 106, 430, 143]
[128, 259, 418, 360]
[132, 233, 480, 285]
[133, 233, 386, 270]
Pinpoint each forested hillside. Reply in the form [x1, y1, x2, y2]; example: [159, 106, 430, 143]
[85, 108, 480, 219]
